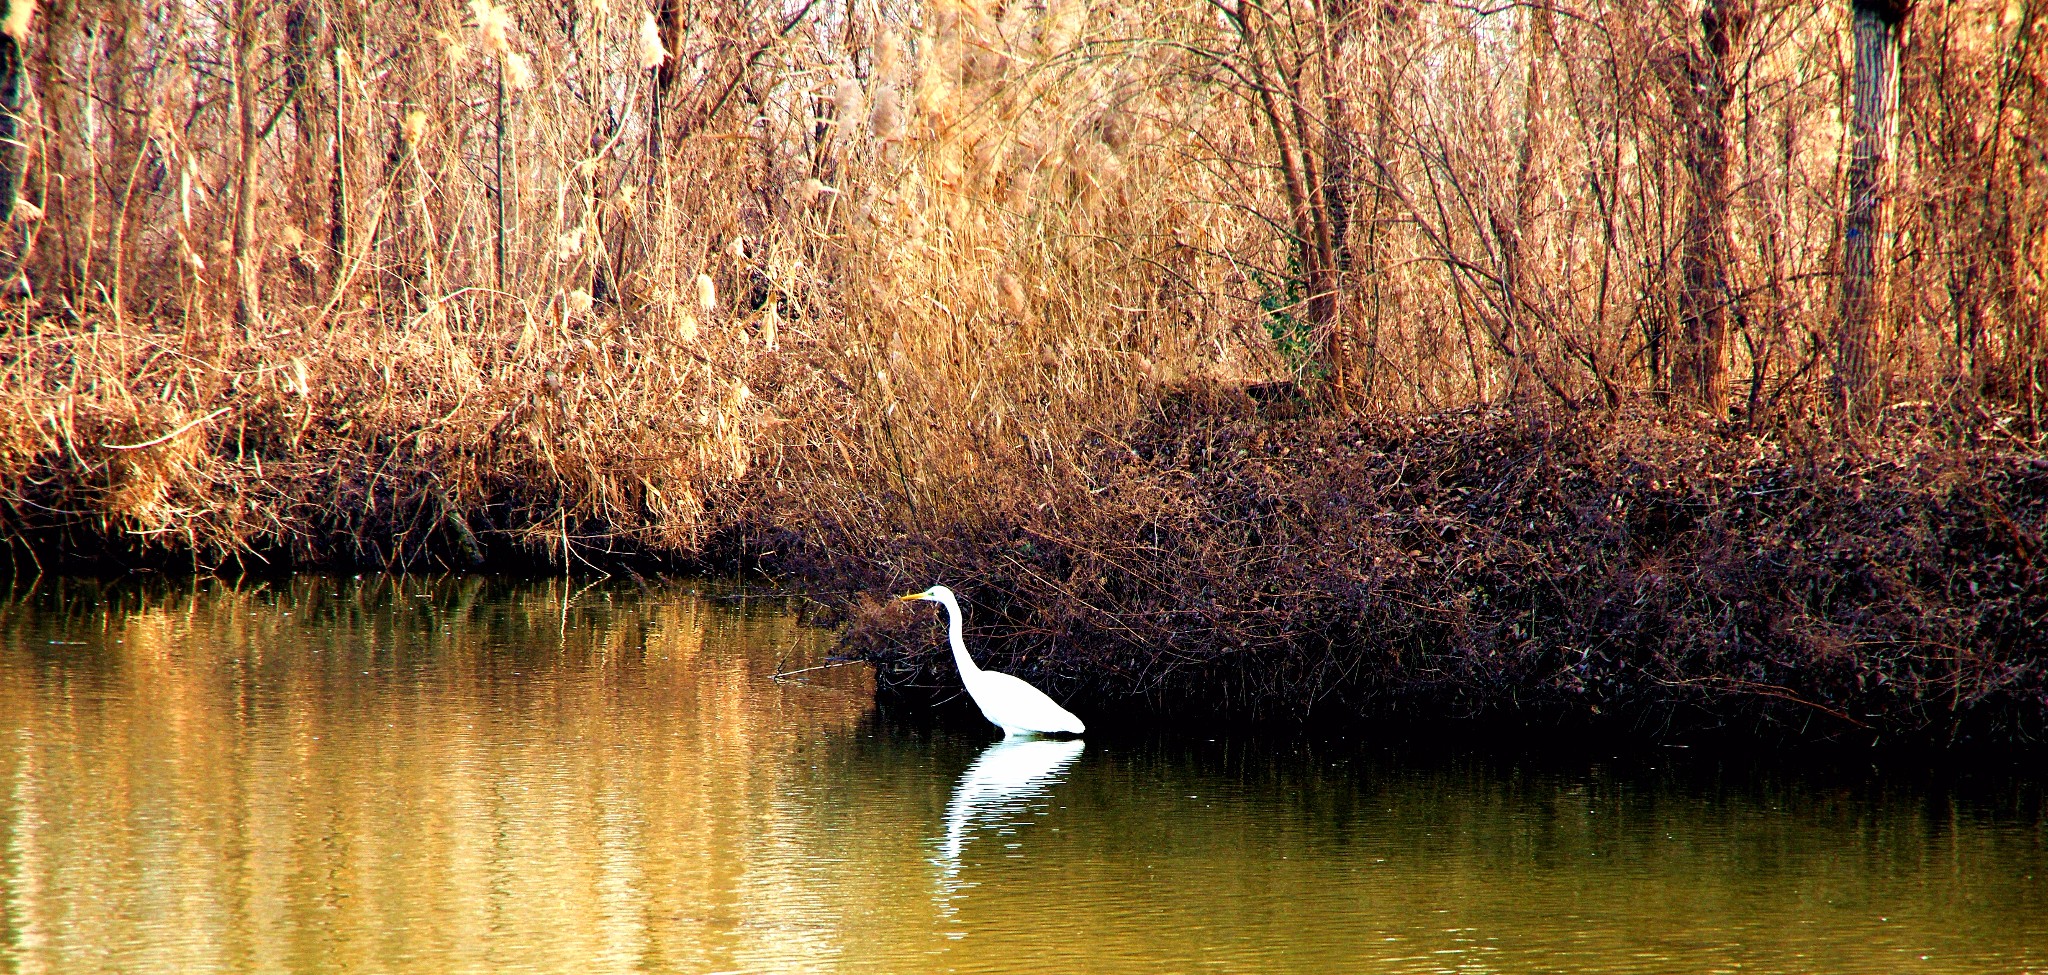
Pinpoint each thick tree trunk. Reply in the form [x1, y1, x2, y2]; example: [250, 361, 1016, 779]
[1671, 0, 1748, 416]
[1835, 0, 1904, 419]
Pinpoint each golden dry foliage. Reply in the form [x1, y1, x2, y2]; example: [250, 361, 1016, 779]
[0, 0, 2043, 565]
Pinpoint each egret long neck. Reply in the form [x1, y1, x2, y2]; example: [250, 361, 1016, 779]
[939, 593, 980, 676]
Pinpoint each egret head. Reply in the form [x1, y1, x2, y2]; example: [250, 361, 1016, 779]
[898, 584, 956, 605]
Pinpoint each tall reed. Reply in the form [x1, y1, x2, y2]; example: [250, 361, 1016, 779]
[1, 0, 2042, 565]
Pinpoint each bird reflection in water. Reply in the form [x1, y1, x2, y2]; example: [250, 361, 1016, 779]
[934, 738, 1086, 926]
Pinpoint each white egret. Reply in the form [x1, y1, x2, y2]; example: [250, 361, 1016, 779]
[898, 585, 1086, 736]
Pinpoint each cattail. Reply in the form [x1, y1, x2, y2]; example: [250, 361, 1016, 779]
[565, 289, 594, 319]
[636, 12, 669, 71]
[1041, 0, 1086, 53]
[677, 312, 699, 344]
[504, 51, 534, 89]
[871, 89, 903, 141]
[997, 272, 1027, 319]
[875, 29, 904, 80]
[180, 233, 206, 274]
[555, 224, 584, 261]
[434, 28, 469, 65]
[759, 306, 780, 351]
[2, 0, 34, 39]
[792, 177, 837, 207]
[916, 41, 953, 118]
[402, 109, 429, 146]
[696, 273, 717, 314]
[468, 0, 512, 55]
[833, 75, 864, 126]
[1099, 106, 1131, 151]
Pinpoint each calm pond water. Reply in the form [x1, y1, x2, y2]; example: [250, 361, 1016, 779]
[1, 576, 2043, 975]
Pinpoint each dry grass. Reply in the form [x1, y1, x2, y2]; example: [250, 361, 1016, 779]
[2, 0, 2045, 737]
[1, 301, 772, 567]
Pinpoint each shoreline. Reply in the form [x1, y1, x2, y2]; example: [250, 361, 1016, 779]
[10, 389, 2044, 752]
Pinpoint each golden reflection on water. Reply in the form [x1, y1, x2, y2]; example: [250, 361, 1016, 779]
[0, 576, 876, 975]
[3, 575, 2046, 975]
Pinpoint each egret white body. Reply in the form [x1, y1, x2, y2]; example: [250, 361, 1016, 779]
[900, 585, 1086, 737]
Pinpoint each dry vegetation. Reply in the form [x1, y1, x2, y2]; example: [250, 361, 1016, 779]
[0, 0, 2043, 733]
[822, 394, 2046, 745]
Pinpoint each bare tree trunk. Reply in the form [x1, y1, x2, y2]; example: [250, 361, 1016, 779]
[1314, 0, 1360, 408]
[1231, 2, 1347, 399]
[1835, 0, 1905, 419]
[494, 58, 507, 290]
[285, 0, 320, 280]
[650, 0, 680, 167]
[1501, 2, 1554, 401]
[328, 1, 349, 275]
[102, 3, 141, 323]
[1671, 0, 1748, 416]
[0, 4, 26, 229]
[233, 0, 264, 330]
[36, 1, 89, 307]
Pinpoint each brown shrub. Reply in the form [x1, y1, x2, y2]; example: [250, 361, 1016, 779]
[787, 391, 2047, 745]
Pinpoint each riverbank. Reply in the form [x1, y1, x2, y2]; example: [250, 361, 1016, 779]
[9, 0, 2048, 753]
[781, 391, 2046, 750]
[10, 335, 2042, 747]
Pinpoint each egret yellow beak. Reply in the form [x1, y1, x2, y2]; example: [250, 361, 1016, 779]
[897, 592, 925, 602]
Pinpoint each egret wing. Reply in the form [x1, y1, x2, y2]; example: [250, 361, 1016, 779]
[965, 670, 1086, 734]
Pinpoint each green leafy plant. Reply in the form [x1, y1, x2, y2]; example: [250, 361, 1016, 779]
[1251, 265, 1323, 382]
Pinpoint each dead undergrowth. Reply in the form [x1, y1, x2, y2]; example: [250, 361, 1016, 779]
[793, 390, 2047, 746]
[6, 329, 2043, 745]
[1, 305, 785, 571]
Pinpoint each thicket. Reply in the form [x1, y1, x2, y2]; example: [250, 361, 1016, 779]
[0, 0, 2042, 733]
[815, 394, 2046, 745]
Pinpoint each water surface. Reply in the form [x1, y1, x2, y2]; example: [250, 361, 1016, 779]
[2, 576, 2043, 974]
